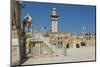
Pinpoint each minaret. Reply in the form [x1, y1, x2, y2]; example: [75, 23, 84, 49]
[51, 8, 58, 32]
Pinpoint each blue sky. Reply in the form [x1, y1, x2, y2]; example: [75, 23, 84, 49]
[21, 1, 96, 34]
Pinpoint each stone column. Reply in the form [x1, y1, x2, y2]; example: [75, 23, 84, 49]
[63, 41, 67, 56]
[23, 36, 26, 57]
[29, 42, 31, 54]
[40, 42, 43, 55]
[30, 42, 33, 57]
[32, 42, 35, 57]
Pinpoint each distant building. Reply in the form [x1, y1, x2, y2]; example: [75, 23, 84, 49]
[48, 32, 72, 48]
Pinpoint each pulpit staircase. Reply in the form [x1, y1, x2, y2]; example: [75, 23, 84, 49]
[33, 33, 64, 56]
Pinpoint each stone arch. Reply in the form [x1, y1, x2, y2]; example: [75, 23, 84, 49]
[66, 43, 69, 48]
[76, 44, 80, 48]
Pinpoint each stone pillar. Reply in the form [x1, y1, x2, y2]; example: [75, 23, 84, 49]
[63, 41, 67, 56]
[22, 36, 27, 58]
[28, 25, 30, 32]
[40, 42, 43, 55]
[29, 42, 31, 54]
[32, 42, 35, 56]
[29, 24, 32, 33]
[29, 42, 33, 57]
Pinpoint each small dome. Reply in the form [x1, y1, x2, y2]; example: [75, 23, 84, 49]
[24, 13, 32, 22]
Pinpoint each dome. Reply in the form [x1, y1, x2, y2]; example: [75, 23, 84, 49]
[24, 13, 32, 22]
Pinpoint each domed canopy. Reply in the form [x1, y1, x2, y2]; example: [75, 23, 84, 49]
[24, 13, 32, 22]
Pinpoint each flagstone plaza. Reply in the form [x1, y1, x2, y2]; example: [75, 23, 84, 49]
[22, 47, 95, 65]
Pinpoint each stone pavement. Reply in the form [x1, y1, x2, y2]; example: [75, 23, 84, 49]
[22, 47, 95, 65]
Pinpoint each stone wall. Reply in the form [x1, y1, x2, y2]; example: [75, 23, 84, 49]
[48, 32, 95, 48]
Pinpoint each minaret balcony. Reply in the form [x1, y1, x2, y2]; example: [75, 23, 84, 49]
[51, 15, 58, 18]
[51, 18, 58, 21]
